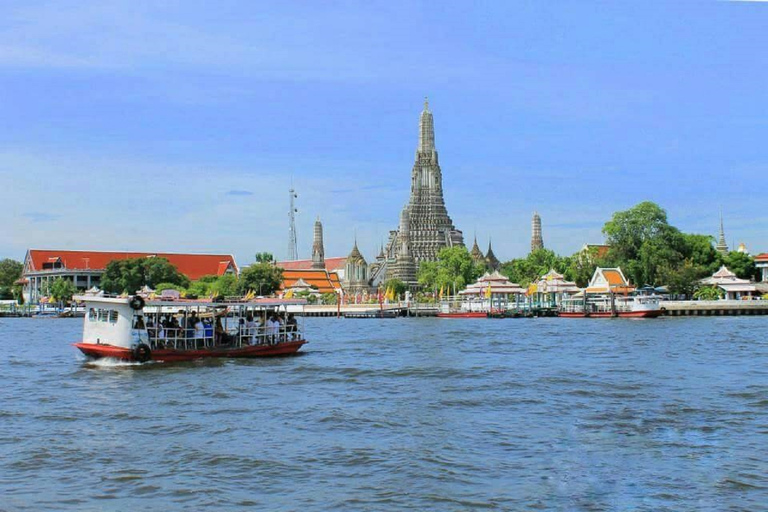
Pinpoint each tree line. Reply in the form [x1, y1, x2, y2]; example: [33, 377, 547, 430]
[417, 201, 758, 298]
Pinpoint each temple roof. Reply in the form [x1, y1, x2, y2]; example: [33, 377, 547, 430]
[470, 237, 484, 261]
[24, 249, 237, 280]
[347, 242, 367, 265]
[485, 241, 500, 269]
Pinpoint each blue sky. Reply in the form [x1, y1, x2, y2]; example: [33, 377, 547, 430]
[1, 1, 766, 265]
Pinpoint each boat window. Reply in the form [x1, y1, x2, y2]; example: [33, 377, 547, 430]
[98, 309, 109, 322]
[88, 308, 97, 321]
[109, 310, 119, 323]
[133, 316, 146, 330]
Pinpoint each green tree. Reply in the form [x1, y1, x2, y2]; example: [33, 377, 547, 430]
[0, 259, 23, 288]
[499, 249, 571, 287]
[602, 201, 685, 286]
[723, 251, 757, 280]
[100, 257, 190, 294]
[384, 278, 407, 298]
[212, 273, 239, 298]
[254, 252, 275, 263]
[50, 278, 77, 303]
[694, 285, 722, 301]
[13, 284, 24, 305]
[155, 282, 184, 292]
[238, 262, 283, 296]
[417, 246, 484, 293]
[665, 260, 708, 298]
[320, 292, 338, 305]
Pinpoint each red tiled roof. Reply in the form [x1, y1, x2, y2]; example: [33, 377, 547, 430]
[25, 250, 238, 281]
[755, 253, 768, 262]
[276, 257, 347, 272]
[281, 269, 341, 294]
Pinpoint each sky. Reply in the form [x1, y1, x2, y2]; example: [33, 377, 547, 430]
[1, 0, 767, 265]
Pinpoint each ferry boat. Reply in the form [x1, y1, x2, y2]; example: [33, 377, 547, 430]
[558, 294, 662, 318]
[72, 293, 307, 362]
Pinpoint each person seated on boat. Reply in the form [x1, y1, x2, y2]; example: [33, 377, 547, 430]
[285, 313, 298, 340]
[188, 311, 199, 340]
[245, 314, 256, 344]
[193, 314, 204, 342]
[146, 318, 157, 339]
[237, 317, 248, 345]
[167, 315, 179, 340]
[214, 317, 228, 345]
[203, 319, 214, 343]
[269, 314, 283, 344]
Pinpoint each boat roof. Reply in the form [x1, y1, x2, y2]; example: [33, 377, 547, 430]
[74, 295, 307, 308]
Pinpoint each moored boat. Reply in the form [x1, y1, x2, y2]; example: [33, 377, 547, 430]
[72, 293, 308, 363]
[558, 294, 662, 318]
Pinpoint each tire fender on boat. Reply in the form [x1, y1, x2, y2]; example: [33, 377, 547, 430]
[133, 343, 151, 362]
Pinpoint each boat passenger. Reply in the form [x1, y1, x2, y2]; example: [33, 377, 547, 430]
[285, 313, 298, 340]
[188, 311, 199, 340]
[194, 315, 204, 341]
[245, 314, 256, 343]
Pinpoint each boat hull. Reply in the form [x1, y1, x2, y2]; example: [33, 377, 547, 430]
[73, 340, 307, 362]
[437, 312, 488, 318]
[558, 310, 662, 318]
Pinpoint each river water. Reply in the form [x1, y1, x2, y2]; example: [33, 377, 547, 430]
[1, 316, 767, 511]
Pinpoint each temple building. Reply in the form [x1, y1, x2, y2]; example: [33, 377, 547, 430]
[344, 241, 369, 294]
[369, 99, 464, 288]
[20, 249, 238, 303]
[700, 266, 756, 300]
[531, 212, 543, 252]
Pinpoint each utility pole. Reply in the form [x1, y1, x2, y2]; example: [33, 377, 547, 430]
[288, 186, 298, 260]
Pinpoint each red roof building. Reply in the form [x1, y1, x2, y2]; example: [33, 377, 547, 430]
[280, 269, 342, 295]
[22, 249, 238, 303]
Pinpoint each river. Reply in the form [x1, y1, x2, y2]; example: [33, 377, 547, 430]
[1, 316, 767, 511]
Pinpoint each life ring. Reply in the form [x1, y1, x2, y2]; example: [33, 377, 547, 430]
[133, 343, 151, 363]
[129, 296, 145, 310]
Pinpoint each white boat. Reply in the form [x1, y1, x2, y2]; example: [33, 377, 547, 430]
[72, 294, 307, 362]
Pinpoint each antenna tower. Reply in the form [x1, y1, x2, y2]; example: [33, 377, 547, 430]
[288, 187, 299, 260]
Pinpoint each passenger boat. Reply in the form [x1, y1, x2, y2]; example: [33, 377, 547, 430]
[558, 294, 662, 318]
[72, 293, 307, 362]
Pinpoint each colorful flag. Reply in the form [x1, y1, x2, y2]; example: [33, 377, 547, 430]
[485, 282, 492, 299]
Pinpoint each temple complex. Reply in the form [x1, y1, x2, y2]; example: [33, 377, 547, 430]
[369, 99, 464, 289]
[531, 212, 543, 252]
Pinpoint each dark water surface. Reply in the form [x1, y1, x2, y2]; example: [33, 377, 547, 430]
[1, 316, 767, 511]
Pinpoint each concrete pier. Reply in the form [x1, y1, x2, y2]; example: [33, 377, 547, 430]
[660, 300, 768, 316]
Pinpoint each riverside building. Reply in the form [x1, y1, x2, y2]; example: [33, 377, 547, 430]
[19, 249, 238, 303]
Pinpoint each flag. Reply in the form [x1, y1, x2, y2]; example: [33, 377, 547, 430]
[439, 285, 444, 299]
[485, 282, 492, 299]
[527, 284, 537, 296]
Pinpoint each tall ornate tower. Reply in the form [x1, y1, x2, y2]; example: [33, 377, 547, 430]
[531, 212, 544, 253]
[344, 240, 369, 294]
[311, 217, 325, 269]
[716, 211, 729, 254]
[402, 98, 463, 259]
[369, 99, 464, 289]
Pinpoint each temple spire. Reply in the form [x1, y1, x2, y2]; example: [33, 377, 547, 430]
[311, 216, 325, 269]
[418, 96, 435, 153]
[716, 210, 729, 254]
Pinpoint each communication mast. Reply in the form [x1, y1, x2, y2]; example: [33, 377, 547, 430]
[288, 187, 299, 260]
